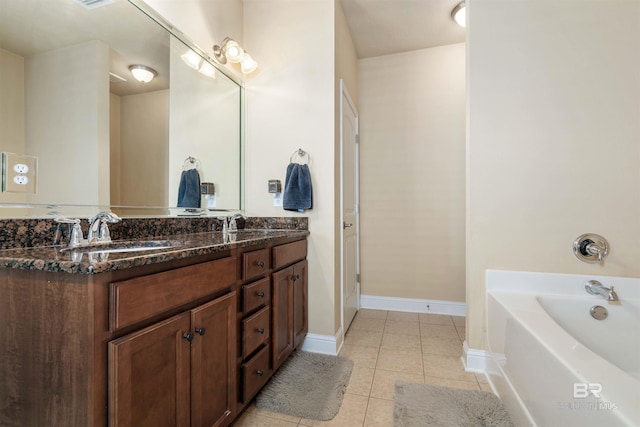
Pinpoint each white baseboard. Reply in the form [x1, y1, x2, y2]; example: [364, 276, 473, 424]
[360, 294, 466, 316]
[462, 340, 490, 374]
[300, 327, 343, 356]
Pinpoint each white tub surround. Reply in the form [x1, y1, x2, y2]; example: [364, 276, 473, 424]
[485, 270, 640, 427]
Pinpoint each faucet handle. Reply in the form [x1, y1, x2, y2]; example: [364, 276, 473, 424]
[69, 222, 87, 248]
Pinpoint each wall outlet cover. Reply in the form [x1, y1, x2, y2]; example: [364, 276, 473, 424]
[2, 152, 37, 194]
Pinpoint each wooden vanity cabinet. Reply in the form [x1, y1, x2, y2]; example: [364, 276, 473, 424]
[271, 240, 308, 370]
[108, 261, 238, 427]
[0, 235, 307, 427]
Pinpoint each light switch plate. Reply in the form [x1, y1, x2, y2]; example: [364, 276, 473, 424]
[2, 152, 37, 194]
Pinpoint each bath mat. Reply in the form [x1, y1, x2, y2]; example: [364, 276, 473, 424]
[394, 381, 514, 427]
[255, 350, 354, 420]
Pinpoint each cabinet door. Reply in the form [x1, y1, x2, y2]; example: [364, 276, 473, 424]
[109, 313, 191, 427]
[271, 267, 293, 369]
[191, 292, 237, 427]
[292, 260, 308, 349]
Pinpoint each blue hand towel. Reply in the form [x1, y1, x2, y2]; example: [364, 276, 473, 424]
[283, 163, 312, 212]
[177, 168, 201, 208]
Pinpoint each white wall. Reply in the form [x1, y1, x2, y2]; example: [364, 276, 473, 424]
[25, 41, 110, 205]
[359, 43, 466, 302]
[467, 0, 640, 350]
[243, 0, 337, 336]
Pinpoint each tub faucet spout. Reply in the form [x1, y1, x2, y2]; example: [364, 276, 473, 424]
[585, 280, 619, 302]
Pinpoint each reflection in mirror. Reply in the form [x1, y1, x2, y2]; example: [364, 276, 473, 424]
[0, 0, 242, 218]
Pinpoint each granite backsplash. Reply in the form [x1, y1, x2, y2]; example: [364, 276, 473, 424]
[0, 217, 308, 250]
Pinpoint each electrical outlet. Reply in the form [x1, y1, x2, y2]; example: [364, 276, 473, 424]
[2, 152, 37, 194]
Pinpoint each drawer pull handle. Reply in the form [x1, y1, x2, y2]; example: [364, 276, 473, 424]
[257, 369, 264, 376]
[257, 328, 265, 334]
[257, 291, 265, 298]
[257, 261, 265, 268]
[183, 332, 194, 342]
[195, 327, 206, 336]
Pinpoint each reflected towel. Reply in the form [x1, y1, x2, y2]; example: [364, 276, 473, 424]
[283, 163, 312, 212]
[177, 169, 201, 208]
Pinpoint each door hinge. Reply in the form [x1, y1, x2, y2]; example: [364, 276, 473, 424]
[355, 134, 360, 144]
[356, 273, 360, 283]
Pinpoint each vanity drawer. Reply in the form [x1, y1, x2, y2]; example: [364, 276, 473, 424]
[242, 277, 270, 314]
[242, 306, 270, 358]
[242, 249, 270, 281]
[272, 240, 307, 270]
[242, 345, 271, 403]
[109, 257, 236, 331]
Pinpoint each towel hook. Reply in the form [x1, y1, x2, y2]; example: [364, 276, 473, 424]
[290, 148, 311, 165]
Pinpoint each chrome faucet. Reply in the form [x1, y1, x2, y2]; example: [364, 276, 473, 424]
[585, 280, 619, 302]
[87, 211, 121, 244]
[53, 214, 87, 248]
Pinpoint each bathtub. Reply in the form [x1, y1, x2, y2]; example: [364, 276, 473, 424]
[485, 270, 640, 426]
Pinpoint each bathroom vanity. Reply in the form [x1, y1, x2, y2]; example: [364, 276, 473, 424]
[0, 227, 308, 427]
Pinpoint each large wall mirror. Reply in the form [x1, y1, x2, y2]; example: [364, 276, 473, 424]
[0, 0, 242, 217]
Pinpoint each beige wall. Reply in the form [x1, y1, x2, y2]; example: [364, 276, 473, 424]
[359, 43, 466, 302]
[118, 90, 169, 206]
[0, 48, 26, 203]
[244, 0, 337, 336]
[467, 0, 640, 350]
[25, 41, 110, 205]
[110, 93, 122, 204]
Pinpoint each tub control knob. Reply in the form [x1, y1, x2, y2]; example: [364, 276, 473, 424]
[573, 234, 609, 264]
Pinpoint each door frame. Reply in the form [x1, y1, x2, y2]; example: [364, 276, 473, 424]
[339, 79, 360, 340]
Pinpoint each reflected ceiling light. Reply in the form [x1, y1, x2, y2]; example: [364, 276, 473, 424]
[451, 1, 466, 27]
[128, 65, 157, 83]
[213, 37, 258, 74]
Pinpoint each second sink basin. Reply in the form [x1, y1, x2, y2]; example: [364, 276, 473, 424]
[62, 240, 178, 254]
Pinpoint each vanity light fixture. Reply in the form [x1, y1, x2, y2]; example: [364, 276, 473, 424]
[451, 1, 466, 28]
[213, 37, 258, 74]
[128, 64, 157, 83]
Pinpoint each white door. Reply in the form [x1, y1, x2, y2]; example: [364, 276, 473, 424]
[340, 80, 359, 334]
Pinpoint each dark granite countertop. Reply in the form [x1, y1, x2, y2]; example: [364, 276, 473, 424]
[0, 229, 309, 274]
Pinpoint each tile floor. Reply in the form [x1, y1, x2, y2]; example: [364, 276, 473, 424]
[234, 309, 491, 426]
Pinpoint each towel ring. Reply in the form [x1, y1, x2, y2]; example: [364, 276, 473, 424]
[290, 148, 311, 165]
[182, 156, 201, 171]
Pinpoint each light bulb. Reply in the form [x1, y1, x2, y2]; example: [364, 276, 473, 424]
[198, 62, 216, 78]
[240, 53, 257, 74]
[451, 2, 466, 27]
[181, 50, 202, 70]
[225, 40, 244, 63]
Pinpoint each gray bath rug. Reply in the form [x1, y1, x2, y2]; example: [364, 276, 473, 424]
[394, 381, 514, 427]
[255, 350, 354, 421]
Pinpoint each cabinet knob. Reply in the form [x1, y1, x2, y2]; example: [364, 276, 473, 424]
[195, 327, 206, 336]
[257, 291, 265, 298]
[257, 328, 265, 334]
[183, 332, 194, 342]
[292, 274, 300, 282]
[257, 261, 265, 268]
[257, 369, 264, 376]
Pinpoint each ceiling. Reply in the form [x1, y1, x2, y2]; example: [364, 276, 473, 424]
[340, 0, 465, 59]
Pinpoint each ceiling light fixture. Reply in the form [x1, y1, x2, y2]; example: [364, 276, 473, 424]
[451, 1, 466, 28]
[128, 64, 157, 83]
[213, 37, 258, 74]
